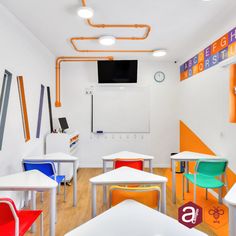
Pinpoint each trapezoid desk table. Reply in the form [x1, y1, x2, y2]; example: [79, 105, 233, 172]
[102, 151, 154, 203]
[0, 170, 58, 236]
[23, 152, 78, 207]
[171, 151, 221, 204]
[65, 200, 207, 236]
[90, 166, 167, 217]
[224, 183, 236, 236]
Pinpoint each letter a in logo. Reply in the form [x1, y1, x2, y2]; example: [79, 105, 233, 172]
[178, 202, 202, 228]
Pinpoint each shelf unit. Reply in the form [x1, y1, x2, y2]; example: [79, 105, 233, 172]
[46, 131, 79, 181]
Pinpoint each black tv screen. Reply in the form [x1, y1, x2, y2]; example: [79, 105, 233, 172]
[97, 60, 138, 83]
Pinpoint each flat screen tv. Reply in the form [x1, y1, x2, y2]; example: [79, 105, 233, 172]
[97, 60, 138, 83]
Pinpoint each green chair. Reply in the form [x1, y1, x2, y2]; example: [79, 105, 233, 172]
[182, 159, 228, 204]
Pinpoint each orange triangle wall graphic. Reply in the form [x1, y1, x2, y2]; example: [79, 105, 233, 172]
[180, 120, 236, 192]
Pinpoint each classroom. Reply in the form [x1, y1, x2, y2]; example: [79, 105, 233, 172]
[0, 0, 236, 235]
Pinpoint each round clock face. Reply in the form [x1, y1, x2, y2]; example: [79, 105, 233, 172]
[154, 71, 165, 83]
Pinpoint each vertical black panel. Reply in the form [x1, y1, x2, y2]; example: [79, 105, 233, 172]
[47, 86, 53, 133]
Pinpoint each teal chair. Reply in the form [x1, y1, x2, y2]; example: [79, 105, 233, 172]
[182, 159, 228, 204]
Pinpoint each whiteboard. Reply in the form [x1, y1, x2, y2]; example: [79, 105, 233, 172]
[93, 87, 150, 133]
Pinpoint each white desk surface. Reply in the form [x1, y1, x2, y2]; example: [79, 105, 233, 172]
[102, 151, 154, 160]
[225, 183, 236, 206]
[170, 151, 222, 160]
[65, 200, 206, 236]
[90, 166, 167, 185]
[23, 152, 78, 162]
[0, 170, 58, 190]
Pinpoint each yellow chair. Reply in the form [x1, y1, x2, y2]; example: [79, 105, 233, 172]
[110, 185, 161, 210]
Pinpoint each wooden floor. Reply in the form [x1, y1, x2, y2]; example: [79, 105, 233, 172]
[25, 168, 217, 236]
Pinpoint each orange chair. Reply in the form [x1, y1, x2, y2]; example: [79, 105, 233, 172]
[110, 186, 161, 210]
[113, 158, 144, 170]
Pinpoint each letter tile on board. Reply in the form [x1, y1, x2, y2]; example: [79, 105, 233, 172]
[229, 27, 236, 44]
[228, 42, 236, 57]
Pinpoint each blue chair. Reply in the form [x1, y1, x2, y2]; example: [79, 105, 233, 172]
[22, 161, 66, 202]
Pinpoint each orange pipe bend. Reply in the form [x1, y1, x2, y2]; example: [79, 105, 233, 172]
[55, 56, 113, 107]
[81, 0, 151, 40]
[70, 37, 154, 53]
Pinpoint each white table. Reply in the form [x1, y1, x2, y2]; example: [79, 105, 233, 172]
[102, 151, 154, 203]
[65, 200, 207, 236]
[90, 166, 167, 217]
[23, 152, 78, 206]
[171, 151, 221, 204]
[0, 170, 58, 236]
[225, 183, 236, 236]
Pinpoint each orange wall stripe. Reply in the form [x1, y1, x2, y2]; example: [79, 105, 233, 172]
[17, 76, 30, 142]
[180, 120, 236, 195]
[229, 64, 236, 123]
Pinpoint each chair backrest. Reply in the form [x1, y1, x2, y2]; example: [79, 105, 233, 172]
[0, 198, 19, 236]
[110, 186, 160, 210]
[23, 161, 55, 177]
[114, 159, 144, 170]
[195, 159, 228, 177]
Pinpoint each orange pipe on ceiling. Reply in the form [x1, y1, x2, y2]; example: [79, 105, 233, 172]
[55, 56, 113, 107]
[70, 0, 153, 53]
[81, 0, 151, 40]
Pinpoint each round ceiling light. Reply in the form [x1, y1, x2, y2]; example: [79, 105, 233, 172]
[99, 36, 116, 46]
[152, 49, 167, 57]
[77, 7, 94, 19]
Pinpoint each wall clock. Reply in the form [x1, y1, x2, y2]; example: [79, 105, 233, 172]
[154, 71, 165, 83]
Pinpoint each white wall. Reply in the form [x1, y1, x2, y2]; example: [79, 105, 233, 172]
[0, 4, 54, 204]
[179, 16, 236, 172]
[55, 60, 179, 168]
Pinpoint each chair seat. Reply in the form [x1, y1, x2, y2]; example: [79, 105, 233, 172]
[18, 210, 42, 236]
[50, 175, 65, 184]
[184, 173, 224, 188]
[0, 210, 42, 236]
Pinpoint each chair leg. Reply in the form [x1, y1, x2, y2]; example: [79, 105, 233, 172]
[40, 192, 44, 203]
[182, 174, 185, 200]
[57, 183, 60, 195]
[206, 188, 208, 200]
[218, 187, 223, 204]
[40, 212, 44, 236]
[64, 179, 66, 202]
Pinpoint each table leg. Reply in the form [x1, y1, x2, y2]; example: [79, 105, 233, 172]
[229, 206, 236, 236]
[186, 161, 189, 193]
[172, 159, 176, 204]
[24, 191, 29, 208]
[57, 163, 61, 193]
[91, 184, 97, 218]
[73, 161, 77, 207]
[161, 182, 166, 214]
[31, 191, 36, 233]
[149, 159, 153, 173]
[103, 160, 107, 204]
[50, 188, 56, 236]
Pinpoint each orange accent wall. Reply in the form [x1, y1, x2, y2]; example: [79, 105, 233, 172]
[229, 64, 236, 123]
[180, 120, 236, 194]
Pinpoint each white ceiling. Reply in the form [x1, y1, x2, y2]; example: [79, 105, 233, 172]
[1, 0, 236, 61]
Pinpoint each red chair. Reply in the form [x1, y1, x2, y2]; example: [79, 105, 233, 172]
[0, 198, 43, 236]
[114, 158, 144, 170]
